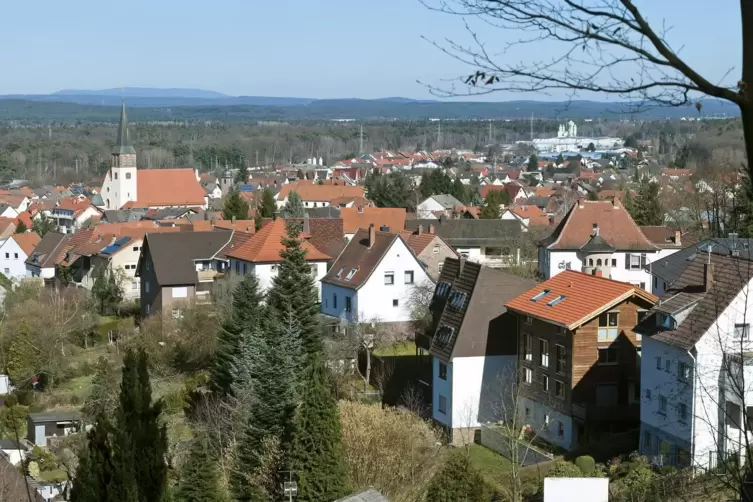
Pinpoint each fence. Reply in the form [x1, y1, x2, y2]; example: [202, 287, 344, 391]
[479, 424, 554, 466]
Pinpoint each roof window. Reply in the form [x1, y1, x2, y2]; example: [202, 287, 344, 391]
[449, 291, 467, 310]
[435, 325, 455, 346]
[547, 295, 566, 307]
[345, 268, 358, 281]
[531, 289, 551, 302]
[336, 267, 345, 278]
[435, 281, 451, 298]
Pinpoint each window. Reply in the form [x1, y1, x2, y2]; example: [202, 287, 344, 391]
[655, 357, 661, 370]
[657, 313, 674, 329]
[531, 289, 550, 302]
[133, 246, 139, 252]
[435, 281, 451, 298]
[438, 395, 447, 414]
[345, 296, 352, 313]
[523, 333, 532, 361]
[556, 345, 566, 374]
[439, 362, 447, 380]
[433, 244, 440, 254]
[523, 367, 532, 384]
[597, 347, 618, 365]
[524, 316, 533, 325]
[735, 323, 750, 340]
[384, 272, 394, 285]
[547, 295, 566, 306]
[131, 281, 138, 290]
[172, 309, 182, 319]
[645, 389, 652, 401]
[3, 268, 8, 274]
[558, 421, 565, 438]
[345, 268, 357, 281]
[658, 395, 668, 414]
[588, 258, 593, 266]
[525, 407, 531, 419]
[539, 339, 549, 367]
[146, 304, 150, 314]
[449, 291, 467, 309]
[392, 299, 399, 307]
[126, 172, 131, 179]
[540, 373, 549, 391]
[598, 312, 619, 340]
[173, 286, 188, 298]
[653, 276, 658, 289]
[628, 253, 645, 270]
[637, 310, 648, 324]
[4, 253, 7, 259]
[336, 267, 344, 278]
[664, 359, 671, 373]
[611, 258, 617, 267]
[596, 258, 602, 266]
[555, 380, 565, 399]
[678, 403, 688, 423]
[145, 281, 150, 293]
[404, 271, 414, 284]
[435, 325, 455, 346]
[114, 173, 118, 180]
[146, 259, 150, 271]
[270, 264, 277, 272]
[235, 260, 240, 274]
[13, 253, 17, 259]
[644, 431, 652, 448]
[333, 294, 337, 309]
[678, 361, 691, 381]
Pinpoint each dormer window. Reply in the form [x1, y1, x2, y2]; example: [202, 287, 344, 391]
[657, 313, 675, 329]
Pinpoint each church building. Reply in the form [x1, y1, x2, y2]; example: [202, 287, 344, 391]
[99, 102, 207, 210]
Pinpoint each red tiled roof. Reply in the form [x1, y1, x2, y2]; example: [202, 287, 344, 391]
[479, 185, 506, 198]
[535, 188, 556, 197]
[505, 270, 657, 329]
[14, 212, 33, 230]
[226, 218, 329, 263]
[544, 200, 658, 251]
[192, 219, 256, 234]
[661, 168, 692, 177]
[341, 207, 406, 234]
[510, 205, 549, 226]
[277, 183, 365, 202]
[0, 218, 16, 234]
[129, 169, 205, 207]
[12, 232, 41, 256]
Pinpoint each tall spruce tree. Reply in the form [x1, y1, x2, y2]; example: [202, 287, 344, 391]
[259, 188, 276, 218]
[280, 191, 305, 218]
[70, 417, 116, 502]
[176, 435, 226, 502]
[210, 275, 265, 396]
[289, 354, 347, 502]
[266, 221, 321, 358]
[110, 348, 168, 502]
[222, 189, 250, 221]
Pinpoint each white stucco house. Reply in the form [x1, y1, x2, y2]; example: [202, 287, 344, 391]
[320, 225, 433, 324]
[89, 235, 145, 299]
[416, 194, 464, 219]
[0, 232, 40, 282]
[226, 218, 329, 296]
[538, 200, 683, 295]
[422, 258, 536, 442]
[638, 252, 753, 470]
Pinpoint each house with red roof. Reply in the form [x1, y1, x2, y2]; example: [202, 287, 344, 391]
[539, 200, 678, 295]
[225, 218, 330, 295]
[0, 232, 41, 282]
[505, 270, 657, 450]
[501, 205, 549, 229]
[99, 103, 207, 211]
[49, 197, 100, 233]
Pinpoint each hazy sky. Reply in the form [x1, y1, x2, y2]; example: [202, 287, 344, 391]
[0, 0, 741, 100]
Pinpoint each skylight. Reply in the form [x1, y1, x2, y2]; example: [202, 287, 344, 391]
[345, 268, 357, 281]
[435, 325, 455, 346]
[435, 281, 451, 299]
[336, 267, 345, 278]
[449, 291, 467, 310]
[531, 289, 551, 302]
[547, 295, 566, 307]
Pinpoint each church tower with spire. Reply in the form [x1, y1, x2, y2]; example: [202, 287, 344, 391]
[107, 101, 138, 209]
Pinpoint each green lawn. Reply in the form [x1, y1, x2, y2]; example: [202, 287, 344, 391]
[468, 443, 513, 479]
[38, 468, 68, 482]
[374, 341, 416, 357]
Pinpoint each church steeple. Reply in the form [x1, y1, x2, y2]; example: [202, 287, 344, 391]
[113, 100, 136, 155]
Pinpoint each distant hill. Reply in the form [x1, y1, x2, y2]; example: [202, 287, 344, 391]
[0, 95, 740, 123]
[53, 87, 230, 99]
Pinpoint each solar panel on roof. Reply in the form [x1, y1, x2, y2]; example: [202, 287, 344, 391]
[114, 236, 130, 246]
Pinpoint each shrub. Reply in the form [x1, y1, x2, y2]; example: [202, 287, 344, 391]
[575, 455, 596, 476]
[426, 451, 486, 502]
[547, 461, 583, 478]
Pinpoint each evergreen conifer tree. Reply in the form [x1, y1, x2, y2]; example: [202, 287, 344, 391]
[280, 191, 305, 218]
[266, 221, 321, 358]
[289, 354, 347, 502]
[260, 188, 276, 218]
[452, 177, 467, 204]
[15, 220, 27, 233]
[175, 435, 226, 502]
[70, 417, 116, 502]
[210, 275, 265, 396]
[426, 452, 486, 502]
[222, 189, 250, 221]
[110, 348, 168, 502]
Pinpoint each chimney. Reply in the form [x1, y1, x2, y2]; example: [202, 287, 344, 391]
[594, 270, 602, 277]
[303, 212, 311, 234]
[368, 223, 376, 248]
[379, 225, 390, 232]
[674, 230, 681, 246]
[211, 216, 217, 225]
[232, 215, 237, 224]
[704, 262, 714, 292]
[612, 199, 620, 209]
[592, 223, 599, 237]
[458, 255, 467, 276]
[417, 225, 423, 236]
[428, 224, 435, 235]
[578, 199, 584, 209]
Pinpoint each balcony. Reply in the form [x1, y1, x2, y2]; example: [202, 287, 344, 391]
[571, 402, 639, 422]
[197, 269, 218, 282]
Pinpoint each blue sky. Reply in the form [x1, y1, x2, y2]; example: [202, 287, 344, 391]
[0, 0, 741, 100]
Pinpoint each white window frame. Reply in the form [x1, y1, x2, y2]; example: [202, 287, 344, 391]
[404, 270, 414, 284]
[659, 395, 668, 414]
[172, 286, 188, 298]
[597, 311, 619, 341]
[735, 323, 750, 340]
[539, 339, 549, 368]
[629, 253, 642, 270]
[523, 367, 532, 384]
[384, 271, 395, 285]
[523, 333, 532, 362]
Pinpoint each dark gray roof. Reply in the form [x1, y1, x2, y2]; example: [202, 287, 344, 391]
[335, 490, 390, 502]
[28, 411, 83, 423]
[521, 196, 551, 209]
[429, 258, 537, 362]
[305, 206, 341, 218]
[637, 253, 753, 350]
[144, 207, 196, 220]
[405, 219, 522, 247]
[113, 101, 137, 155]
[0, 440, 27, 450]
[102, 209, 147, 223]
[142, 230, 233, 286]
[430, 194, 464, 209]
[25, 232, 68, 269]
[580, 234, 616, 253]
[649, 237, 753, 285]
